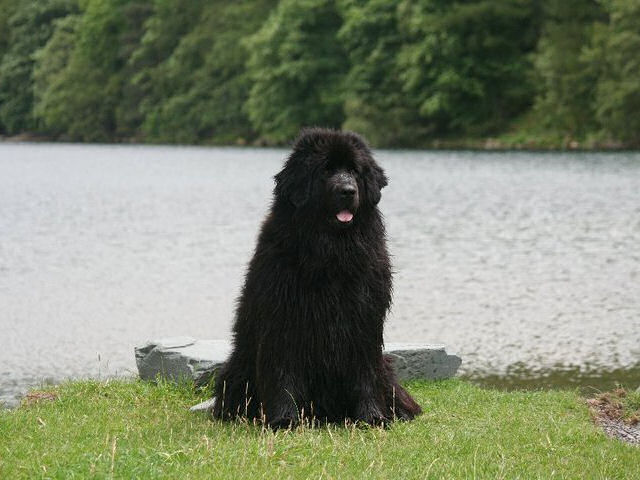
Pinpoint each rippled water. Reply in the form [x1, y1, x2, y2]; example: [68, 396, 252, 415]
[1, 143, 639, 406]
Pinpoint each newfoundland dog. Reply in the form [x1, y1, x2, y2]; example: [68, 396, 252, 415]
[211, 128, 421, 428]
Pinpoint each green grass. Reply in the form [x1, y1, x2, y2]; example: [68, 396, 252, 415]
[1, 379, 638, 479]
[623, 390, 640, 422]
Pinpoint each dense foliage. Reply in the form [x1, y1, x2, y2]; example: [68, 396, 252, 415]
[0, 0, 638, 147]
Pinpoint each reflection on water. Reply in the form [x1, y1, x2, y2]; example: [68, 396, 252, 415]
[467, 364, 640, 393]
[1, 143, 639, 406]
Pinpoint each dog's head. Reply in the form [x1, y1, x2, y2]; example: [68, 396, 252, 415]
[274, 128, 388, 228]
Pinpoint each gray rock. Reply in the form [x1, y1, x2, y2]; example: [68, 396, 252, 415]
[135, 337, 231, 386]
[135, 337, 461, 386]
[384, 343, 462, 380]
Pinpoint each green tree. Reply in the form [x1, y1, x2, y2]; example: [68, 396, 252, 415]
[33, 15, 80, 137]
[113, 1, 154, 137]
[587, 0, 640, 145]
[398, 0, 539, 137]
[0, 0, 76, 134]
[125, 0, 203, 141]
[0, 0, 19, 132]
[34, 0, 151, 141]
[138, 0, 275, 144]
[246, 0, 349, 144]
[532, 0, 604, 139]
[338, 0, 426, 147]
[0, 0, 18, 56]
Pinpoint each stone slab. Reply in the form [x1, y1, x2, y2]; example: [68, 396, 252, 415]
[135, 337, 462, 386]
[384, 343, 462, 381]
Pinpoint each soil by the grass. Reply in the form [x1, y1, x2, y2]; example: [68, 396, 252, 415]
[588, 389, 640, 446]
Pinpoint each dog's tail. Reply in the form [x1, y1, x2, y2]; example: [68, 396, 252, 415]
[383, 354, 423, 420]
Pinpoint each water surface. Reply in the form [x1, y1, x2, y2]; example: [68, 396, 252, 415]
[1, 143, 639, 406]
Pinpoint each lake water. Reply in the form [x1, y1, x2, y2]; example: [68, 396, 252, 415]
[1, 143, 639, 406]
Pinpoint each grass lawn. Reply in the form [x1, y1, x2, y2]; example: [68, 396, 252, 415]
[1, 379, 638, 479]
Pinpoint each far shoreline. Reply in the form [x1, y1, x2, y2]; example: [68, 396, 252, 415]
[2, 133, 639, 153]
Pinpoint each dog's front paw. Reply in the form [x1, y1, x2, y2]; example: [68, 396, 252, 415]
[354, 400, 388, 427]
[268, 415, 299, 430]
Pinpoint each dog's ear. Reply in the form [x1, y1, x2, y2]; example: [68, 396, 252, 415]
[341, 130, 387, 206]
[364, 162, 388, 206]
[274, 161, 311, 208]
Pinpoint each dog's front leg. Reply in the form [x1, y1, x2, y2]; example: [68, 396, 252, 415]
[352, 364, 388, 426]
[257, 369, 303, 429]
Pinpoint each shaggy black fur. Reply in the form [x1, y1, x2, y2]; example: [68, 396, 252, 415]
[211, 128, 421, 428]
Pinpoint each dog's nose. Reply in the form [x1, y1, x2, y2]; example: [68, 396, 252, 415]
[340, 184, 357, 197]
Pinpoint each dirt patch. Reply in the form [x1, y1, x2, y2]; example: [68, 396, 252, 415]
[23, 391, 59, 406]
[588, 388, 640, 446]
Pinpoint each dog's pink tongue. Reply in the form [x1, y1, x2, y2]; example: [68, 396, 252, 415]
[337, 210, 353, 223]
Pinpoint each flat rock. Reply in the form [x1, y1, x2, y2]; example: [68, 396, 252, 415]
[384, 343, 462, 381]
[135, 337, 231, 386]
[135, 337, 461, 386]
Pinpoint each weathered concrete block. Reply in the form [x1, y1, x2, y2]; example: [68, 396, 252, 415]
[384, 343, 462, 381]
[135, 337, 461, 386]
[135, 337, 231, 386]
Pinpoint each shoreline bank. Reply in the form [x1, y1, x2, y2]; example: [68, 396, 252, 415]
[2, 133, 638, 152]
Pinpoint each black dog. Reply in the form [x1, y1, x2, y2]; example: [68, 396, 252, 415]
[212, 128, 421, 427]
